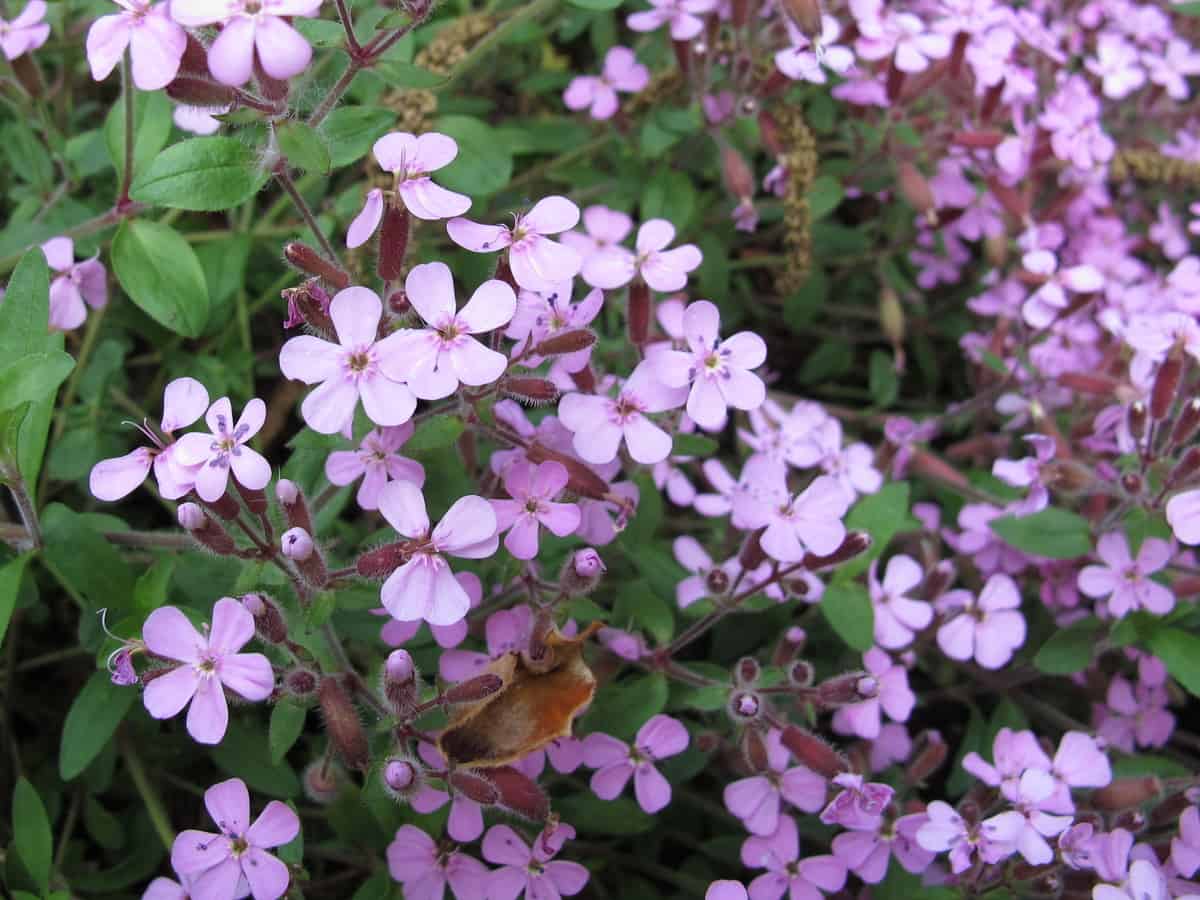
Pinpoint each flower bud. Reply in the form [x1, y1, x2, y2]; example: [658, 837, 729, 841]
[283, 667, 319, 699]
[735, 657, 760, 686]
[779, 0, 822, 40]
[1121, 471, 1143, 497]
[1170, 398, 1200, 449]
[384, 649, 419, 717]
[526, 442, 610, 499]
[1110, 809, 1147, 834]
[1128, 401, 1149, 445]
[740, 725, 769, 772]
[739, 527, 767, 571]
[729, 691, 761, 721]
[504, 377, 560, 406]
[383, 758, 420, 798]
[1040, 459, 1095, 495]
[1166, 447, 1200, 491]
[787, 660, 814, 687]
[276, 479, 315, 533]
[357, 542, 410, 578]
[780, 725, 848, 778]
[486, 765, 550, 821]
[721, 145, 755, 201]
[178, 502, 206, 530]
[234, 479, 268, 516]
[303, 761, 342, 804]
[904, 730, 948, 784]
[802, 531, 872, 570]
[179, 502, 237, 554]
[1151, 351, 1184, 421]
[449, 770, 499, 805]
[628, 281, 651, 346]
[443, 673, 505, 705]
[879, 284, 905, 353]
[282, 281, 334, 334]
[206, 492, 241, 520]
[1149, 791, 1192, 828]
[533, 329, 597, 358]
[560, 548, 606, 595]
[1058, 371, 1118, 395]
[282, 527, 313, 560]
[1092, 776, 1162, 811]
[284, 242, 350, 290]
[377, 204, 410, 282]
[897, 162, 937, 225]
[244, 593, 288, 644]
[318, 676, 370, 771]
[570, 364, 597, 393]
[706, 568, 732, 595]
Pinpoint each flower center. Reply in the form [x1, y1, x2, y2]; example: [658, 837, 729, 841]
[230, 836, 249, 857]
[196, 654, 218, 677]
[612, 394, 643, 424]
[348, 351, 372, 373]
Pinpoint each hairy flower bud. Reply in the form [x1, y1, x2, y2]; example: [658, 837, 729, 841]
[1092, 776, 1162, 811]
[384, 649, 419, 717]
[487, 765, 550, 821]
[1040, 459, 1095, 495]
[283, 667, 319, 699]
[816, 672, 877, 708]
[303, 761, 342, 805]
[234, 479, 268, 516]
[628, 281, 651, 346]
[560, 548, 606, 595]
[319, 676, 370, 771]
[721, 145, 755, 200]
[729, 691, 761, 721]
[905, 730, 948, 784]
[206, 492, 241, 521]
[779, 0, 822, 40]
[802, 531, 872, 570]
[179, 502, 237, 554]
[378, 204, 411, 282]
[740, 725, 769, 772]
[357, 542, 410, 578]
[244, 593, 288, 644]
[284, 242, 350, 290]
[276, 479, 315, 533]
[735, 657, 760, 686]
[526, 442, 610, 499]
[1170, 398, 1200, 450]
[443, 673, 505, 705]
[897, 162, 937, 225]
[706, 568, 732, 596]
[1167, 447, 1200, 491]
[282, 527, 313, 560]
[383, 758, 421, 799]
[449, 770, 499, 805]
[533, 329, 597, 358]
[739, 527, 767, 571]
[787, 660, 815, 687]
[504, 377, 560, 406]
[166, 74, 236, 107]
[1128, 401, 1149, 445]
[780, 725, 848, 778]
[1150, 351, 1184, 421]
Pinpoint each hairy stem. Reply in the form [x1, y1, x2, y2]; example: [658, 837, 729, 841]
[273, 163, 342, 267]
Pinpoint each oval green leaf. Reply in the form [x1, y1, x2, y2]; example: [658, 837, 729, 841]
[433, 116, 514, 197]
[112, 220, 210, 337]
[130, 136, 268, 211]
[60, 670, 137, 780]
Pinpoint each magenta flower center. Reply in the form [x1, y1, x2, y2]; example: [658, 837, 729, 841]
[343, 345, 379, 380]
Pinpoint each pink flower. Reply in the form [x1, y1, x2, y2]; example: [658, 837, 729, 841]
[581, 219, 701, 292]
[279, 286, 417, 435]
[1094, 859, 1169, 900]
[142, 599, 274, 745]
[740, 816, 847, 900]
[962, 727, 1051, 803]
[377, 481, 498, 627]
[936, 573, 1026, 670]
[172, 396, 272, 502]
[754, 475, 851, 563]
[387, 825, 488, 900]
[831, 812, 933, 885]
[980, 770, 1073, 866]
[1095, 675, 1174, 752]
[774, 16, 855, 83]
[626, 0, 716, 41]
[831, 648, 914, 740]
[820, 774, 893, 831]
[673, 536, 740, 609]
[916, 800, 1013, 873]
[560, 205, 633, 265]
[652, 300, 767, 431]
[1172, 807, 1200, 878]
[707, 881, 747, 900]
[0, 0, 49, 60]
[506, 282, 602, 372]
[379, 571, 481, 652]
[563, 46, 648, 120]
[558, 361, 686, 465]
[448, 197, 582, 292]
[347, 132, 470, 245]
[868, 555, 933, 649]
[1020, 250, 1104, 328]
[89, 377, 209, 501]
[855, 11, 951, 73]
[171, 778, 298, 900]
[491, 461, 582, 560]
[408, 742, 486, 842]
[943, 503, 1027, 575]
[992, 434, 1055, 516]
[1166, 489, 1200, 545]
[172, 0, 321, 85]
[1077, 532, 1174, 619]
[86, 1, 186, 91]
[582, 715, 689, 813]
[439, 603, 531, 681]
[326, 424, 425, 511]
[378, 262, 516, 399]
[723, 729, 826, 835]
[40, 236, 107, 332]
[1043, 732, 1111, 814]
[1085, 33, 1145, 100]
[1144, 39, 1200, 101]
[141, 875, 193, 900]
[482, 824, 589, 900]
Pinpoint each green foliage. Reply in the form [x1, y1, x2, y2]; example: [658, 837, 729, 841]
[60, 671, 138, 780]
[990, 507, 1093, 559]
[819, 582, 874, 651]
[1146, 627, 1200, 698]
[131, 137, 270, 211]
[1033, 617, 1102, 675]
[12, 778, 53, 895]
[111, 220, 210, 337]
[434, 116, 515, 196]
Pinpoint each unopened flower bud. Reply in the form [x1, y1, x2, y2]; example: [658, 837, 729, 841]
[377, 204, 410, 282]
[318, 676, 370, 771]
[1121, 472, 1144, 497]
[244, 593, 288, 644]
[235, 480, 269, 516]
[449, 770, 499, 805]
[739, 527, 767, 571]
[384, 649, 419, 717]
[179, 502, 237, 554]
[303, 761, 342, 804]
[357, 542, 410, 578]
[1092, 776, 1162, 811]
[787, 660, 815, 687]
[487, 765, 549, 821]
[282, 527, 313, 560]
[1111, 809, 1147, 833]
[283, 667, 319, 699]
[1166, 447, 1200, 491]
[444, 673, 505, 705]
[721, 146, 755, 201]
[282, 281, 334, 334]
[166, 75, 236, 108]
[1040, 459, 1095, 495]
[560, 548, 606, 595]
[276, 479, 315, 534]
[628, 281, 651, 346]
[879, 284, 905, 351]
[284, 242, 350, 290]
[1150, 791, 1192, 828]
[1170, 399, 1200, 450]
[780, 725, 848, 778]
[1151, 351, 1184, 421]
[905, 730, 948, 784]
[736, 657, 760, 686]
[897, 162, 937, 225]
[526, 442, 610, 499]
[533, 329, 597, 358]
[802, 531, 872, 570]
[779, 0, 822, 40]
[504, 377, 560, 406]
[206, 492, 241, 520]
[729, 691, 761, 721]
[740, 725, 769, 772]
[178, 502, 206, 530]
[706, 568, 732, 595]
[1128, 401, 1149, 445]
[384, 758, 419, 795]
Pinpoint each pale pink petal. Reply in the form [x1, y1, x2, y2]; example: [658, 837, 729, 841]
[360, 375, 416, 427]
[523, 196, 581, 235]
[241, 847, 291, 900]
[447, 218, 512, 253]
[458, 280, 517, 334]
[378, 480, 430, 538]
[590, 761, 634, 799]
[230, 447, 271, 491]
[206, 16, 256, 86]
[636, 219, 676, 254]
[633, 763, 672, 812]
[170, 0, 226, 25]
[86, 15, 131, 82]
[623, 415, 672, 464]
[171, 829, 230, 876]
[581, 247, 637, 289]
[89, 448, 153, 501]
[143, 665, 200, 719]
[683, 300, 720, 353]
[347, 189, 385, 248]
[372, 132, 418, 171]
[246, 801, 300, 848]
[483, 825, 532, 867]
[399, 179, 471, 221]
[279, 335, 341, 384]
[505, 515, 540, 560]
[129, 13, 185, 90]
[937, 615, 975, 661]
[433, 494, 499, 554]
[404, 261, 457, 325]
[564, 76, 598, 111]
[510, 238, 582, 292]
[40, 236, 74, 271]
[300, 377, 357, 434]
[449, 338, 508, 387]
[187, 676, 229, 744]
[254, 15, 312, 80]
[143, 605, 205, 662]
[642, 244, 702, 292]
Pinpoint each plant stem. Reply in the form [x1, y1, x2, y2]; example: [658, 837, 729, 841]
[5, 470, 41, 548]
[120, 732, 175, 850]
[0, 204, 143, 276]
[307, 60, 362, 128]
[118, 52, 135, 205]
[0, 522, 193, 549]
[333, 0, 362, 55]
[273, 163, 342, 266]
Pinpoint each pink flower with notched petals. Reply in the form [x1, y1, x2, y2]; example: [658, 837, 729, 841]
[1172, 807, 1200, 878]
[40, 237, 107, 332]
[1144, 40, 1200, 102]
[387, 824, 488, 900]
[1020, 249, 1104, 328]
[741, 815, 847, 900]
[326, 424, 425, 511]
[582, 714, 689, 813]
[560, 205, 634, 265]
[1095, 675, 1174, 752]
[171, 0, 322, 86]
[820, 774, 893, 831]
[483, 824, 589, 900]
[377, 481, 498, 627]
[936, 573, 1026, 670]
[171, 396, 272, 502]
[980, 770, 1073, 866]
[1085, 33, 1145, 100]
[440, 603, 531, 681]
[86, 1, 186, 91]
[753, 475, 851, 563]
[963, 727, 1051, 803]
[564, 46, 648, 120]
[831, 812, 933, 885]
[142, 599, 274, 745]
[279, 286, 417, 435]
[0, 1, 49, 60]
[723, 729, 826, 836]
[171, 778, 298, 900]
[626, 0, 716, 41]
[378, 571, 481, 651]
[652, 300, 767, 431]
[347, 132, 470, 247]
[491, 461, 582, 560]
[674, 536, 738, 609]
[377, 262, 516, 399]
[868, 555, 932, 649]
[506, 280, 603, 373]
[774, 16, 855, 83]
[1077, 532, 1174, 619]
[558, 360, 687, 465]
[90, 377, 209, 501]
[831, 648, 914, 741]
[582, 219, 701, 292]
[448, 197, 582, 292]
[855, 10, 950, 73]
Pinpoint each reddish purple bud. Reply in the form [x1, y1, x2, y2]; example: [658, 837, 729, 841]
[787, 660, 814, 687]
[449, 770, 499, 805]
[244, 593, 288, 644]
[897, 162, 937, 225]
[276, 479, 315, 533]
[905, 730, 948, 784]
[504, 377, 560, 406]
[780, 725, 848, 778]
[1167, 447, 1200, 490]
[284, 242, 350, 290]
[1128, 401, 1149, 444]
[282, 527, 314, 561]
[303, 761, 341, 805]
[740, 725, 769, 772]
[206, 492, 241, 520]
[357, 542, 411, 578]
[533, 329, 597, 358]
[1151, 352, 1184, 421]
[721, 145, 755, 200]
[486, 765, 550, 821]
[1058, 371, 1119, 395]
[178, 502, 206, 530]
[166, 75, 235, 107]
[283, 667, 318, 698]
[802, 531, 872, 570]
[234, 479, 268, 516]
[384, 649, 419, 717]
[319, 676, 370, 771]
[729, 691, 761, 721]
[779, 0, 822, 40]
[736, 657, 760, 686]
[706, 568, 732, 595]
[739, 527, 767, 571]
[384, 759, 419, 794]
[180, 502, 236, 554]
[628, 281, 651, 346]
[561, 548, 605, 595]
[1171, 399, 1200, 449]
[444, 673, 505, 705]
[1093, 776, 1162, 811]
[377, 204, 410, 282]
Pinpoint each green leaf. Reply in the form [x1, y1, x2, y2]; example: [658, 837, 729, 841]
[112, 220, 210, 337]
[130, 137, 269, 211]
[40, 504, 136, 613]
[622, 472, 663, 546]
[555, 795, 655, 833]
[1033, 617, 1102, 675]
[808, 174, 843, 221]
[0, 351, 75, 412]
[0, 554, 31, 648]
[304, 590, 337, 629]
[12, 778, 53, 894]
[433, 116, 514, 196]
[1175, 1, 1200, 14]
[819, 582, 874, 651]
[612, 579, 673, 646]
[351, 869, 397, 900]
[60, 671, 137, 780]
[277, 121, 331, 174]
[375, 59, 445, 88]
[641, 169, 696, 231]
[672, 433, 718, 457]
[105, 90, 172, 185]
[582, 673, 669, 739]
[321, 108, 395, 168]
[837, 482, 911, 577]
[269, 702, 308, 766]
[1111, 754, 1192, 778]
[873, 866, 957, 900]
[0, 250, 50, 358]
[406, 415, 464, 453]
[990, 507, 1092, 560]
[868, 349, 898, 408]
[1146, 627, 1200, 697]
[133, 557, 175, 616]
[783, 268, 827, 331]
[210, 720, 300, 797]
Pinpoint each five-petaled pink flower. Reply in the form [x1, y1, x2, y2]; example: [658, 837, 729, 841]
[377, 481, 499, 627]
[627, 0, 716, 41]
[89, 377, 209, 501]
[936, 573, 1026, 670]
[387, 824, 488, 900]
[1077, 531, 1174, 619]
[171, 0, 322, 86]
[0, 0, 50, 60]
[173, 396, 272, 502]
[171, 777, 299, 900]
[348, 132, 471, 247]
[279, 286, 417, 435]
[867, 554, 933, 649]
[377, 262, 516, 400]
[41, 236, 108, 332]
[1019, 249, 1104, 329]
[740, 815, 848, 900]
[753, 475, 851, 563]
[582, 219, 702, 292]
[86, 0, 186, 91]
[326, 424, 425, 511]
[491, 460, 582, 560]
[723, 728, 826, 835]
[831, 648, 915, 741]
[142, 598, 274, 745]
[652, 299, 767, 430]
[558, 360, 686, 465]
[448, 196, 583, 292]
[482, 824, 590, 900]
[563, 46, 649, 120]
[774, 16, 855, 83]
[582, 714, 689, 813]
